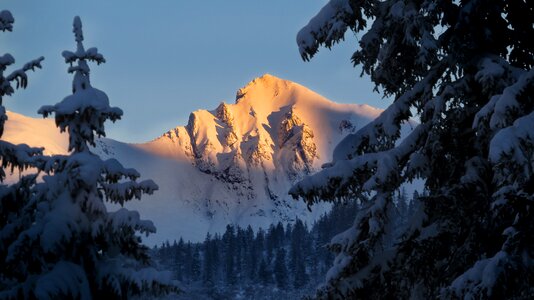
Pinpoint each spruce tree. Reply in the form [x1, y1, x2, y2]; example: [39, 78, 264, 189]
[202, 233, 214, 285]
[235, 226, 245, 280]
[173, 238, 185, 281]
[290, 219, 309, 288]
[0, 10, 44, 225]
[1, 17, 176, 299]
[0, 10, 43, 139]
[0, 9, 45, 295]
[266, 224, 276, 261]
[292, 0, 534, 298]
[191, 244, 201, 282]
[223, 224, 237, 285]
[182, 242, 192, 283]
[275, 222, 285, 247]
[244, 225, 257, 280]
[258, 258, 271, 286]
[273, 248, 288, 289]
[203, 233, 221, 286]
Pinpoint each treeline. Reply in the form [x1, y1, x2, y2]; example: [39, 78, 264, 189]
[154, 202, 357, 289]
[154, 190, 418, 297]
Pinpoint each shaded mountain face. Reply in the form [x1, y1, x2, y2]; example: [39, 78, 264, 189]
[3, 74, 383, 245]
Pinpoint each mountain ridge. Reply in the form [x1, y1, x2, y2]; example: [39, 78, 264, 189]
[3, 74, 387, 245]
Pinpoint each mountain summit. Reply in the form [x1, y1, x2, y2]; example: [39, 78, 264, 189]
[3, 74, 383, 244]
[141, 74, 381, 177]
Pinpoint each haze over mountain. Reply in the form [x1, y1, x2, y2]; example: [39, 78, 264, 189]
[4, 74, 389, 245]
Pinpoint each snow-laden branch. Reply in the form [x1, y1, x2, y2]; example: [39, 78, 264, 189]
[34, 261, 91, 300]
[297, 0, 372, 61]
[108, 208, 156, 236]
[0, 53, 43, 106]
[104, 158, 140, 182]
[0, 10, 14, 32]
[5, 56, 44, 91]
[0, 140, 44, 181]
[95, 257, 174, 298]
[477, 68, 534, 129]
[290, 61, 446, 205]
[102, 180, 158, 206]
[333, 61, 445, 161]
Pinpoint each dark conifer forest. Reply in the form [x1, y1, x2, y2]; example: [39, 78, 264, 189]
[153, 191, 418, 299]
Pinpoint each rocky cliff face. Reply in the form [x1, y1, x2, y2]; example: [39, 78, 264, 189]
[277, 108, 318, 179]
[141, 75, 335, 200]
[184, 103, 319, 184]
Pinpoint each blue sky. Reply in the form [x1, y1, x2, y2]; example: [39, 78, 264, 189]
[2, 1, 389, 142]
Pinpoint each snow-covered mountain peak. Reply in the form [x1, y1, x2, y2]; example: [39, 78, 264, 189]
[234, 73, 334, 111]
[235, 73, 290, 103]
[119, 75, 390, 243]
[3, 76, 391, 244]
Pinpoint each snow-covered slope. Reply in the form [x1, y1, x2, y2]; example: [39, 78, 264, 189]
[3, 74, 386, 245]
[3, 111, 69, 156]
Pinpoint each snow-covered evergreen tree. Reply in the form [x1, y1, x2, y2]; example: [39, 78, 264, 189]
[1, 16, 176, 299]
[0, 9, 44, 293]
[291, 0, 533, 298]
[0, 10, 44, 188]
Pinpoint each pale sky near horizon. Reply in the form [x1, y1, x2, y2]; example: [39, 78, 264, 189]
[2, 1, 390, 143]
